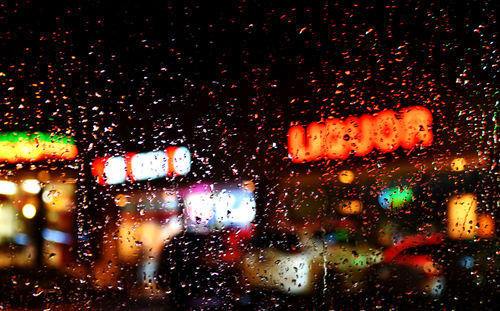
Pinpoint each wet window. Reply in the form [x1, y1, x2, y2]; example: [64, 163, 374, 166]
[1, 1, 498, 309]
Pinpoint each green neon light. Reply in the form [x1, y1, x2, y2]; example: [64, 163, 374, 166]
[390, 186, 414, 209]
[0, 132, 75, 145]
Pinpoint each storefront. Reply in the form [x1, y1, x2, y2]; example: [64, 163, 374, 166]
[89, 144, 257, 298]
[239, 102, 497, 300]
[0, 132, 78, 269]
[89, 146, 191, 293]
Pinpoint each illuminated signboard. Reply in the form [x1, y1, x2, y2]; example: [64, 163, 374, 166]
[288, 106, 433, 163]
[0, 132, 78, 163]
[91, 146, 191, 185]
[184, 183, 256, 230]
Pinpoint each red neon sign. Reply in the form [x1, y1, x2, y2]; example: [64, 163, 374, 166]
[288, 106, 433, 163]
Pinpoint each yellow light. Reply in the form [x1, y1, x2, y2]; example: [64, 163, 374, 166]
[447, 193, 477, 240]
[0, 180, 17, 195]
[22, 179, 41, 194]
[451, 157, 466, 171]
[0, 133, 78, 163]
[118, 219, 141, 262]
[41, 184, 74, 211]
[22, 203, 37, 219]
[139, 222, 163, 248]
[338, 170, 355, 184]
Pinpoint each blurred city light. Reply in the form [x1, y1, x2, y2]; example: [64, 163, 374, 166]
[184, 183, 256, 230]
[0, 132, 77, 162]
[241, 180, 255, 192]
[378, 188, 392, 209]
[184, 191, 215, 225]
[0, 180, 17, 195]
[22, 179, 41, 194]
[242, 251, 315, 294]
[447, 193, 477, 240]
[460, 256, 475, 269]
[476, 214, 495, 238]
[0, 204, 16, 239]
[0, 1, 497, 308]
[91, 147, 191, 185]
[288, 106, 433, 162]
[129, 151, 169, 181]
[169, 146, 191, 176]
[391, 186, 414, 209]
[451, 157, 467, 171]
[114, 193, 130, 207]
[337, 200, 363, 215]
[378, 186, 414, 210]
[427, 277, 446, 296]
[338, 170, 355, 184]
[103, 156, 127, 185]
[22, 203, 37, 219]
[42, 228, 72, 244]
[13, 233, 30, 245]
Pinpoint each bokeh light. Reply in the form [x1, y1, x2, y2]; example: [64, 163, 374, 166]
[22, 179, 41, 194]
[338, 200, 363, 215]
[451, 157, 467, 171]
[447, 194, 477, 240]
[378, 186, 414, 210]
[22, 203, 37, 219]
[338, 170, 355, 184]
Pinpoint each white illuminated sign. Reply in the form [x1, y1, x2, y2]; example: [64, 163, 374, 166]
[130, 151, 168, 181]
[91, 147, 191, 185]
[184, 184, 256, 229]
[185, 192, 216, 224]
[103, 156, 127, 185]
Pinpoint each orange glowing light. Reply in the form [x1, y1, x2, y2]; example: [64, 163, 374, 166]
[345, 115, 374, 156]
[476, 214, 495, 238]
[447, 193, 477, 240]
[338, 200, 363, 215]
[400, 106, 433, 149]
[338, 170, 355, 184]
[372, 110, 401, 153]
[118, 219, 141, 262]
[287, 106, 433, 163]
[324, 119, 350, 160]
[125, 153, 137, 182]
[288, 122, 324, 162]
[241, 180, 256, 193]
[114, 194, 130, 207]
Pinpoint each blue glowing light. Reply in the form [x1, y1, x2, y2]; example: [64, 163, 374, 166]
[460, 256, 475, 269]
[378, 188, 392, 209]
[13, 233, 31, 245]
[42, 228, 72, 244]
